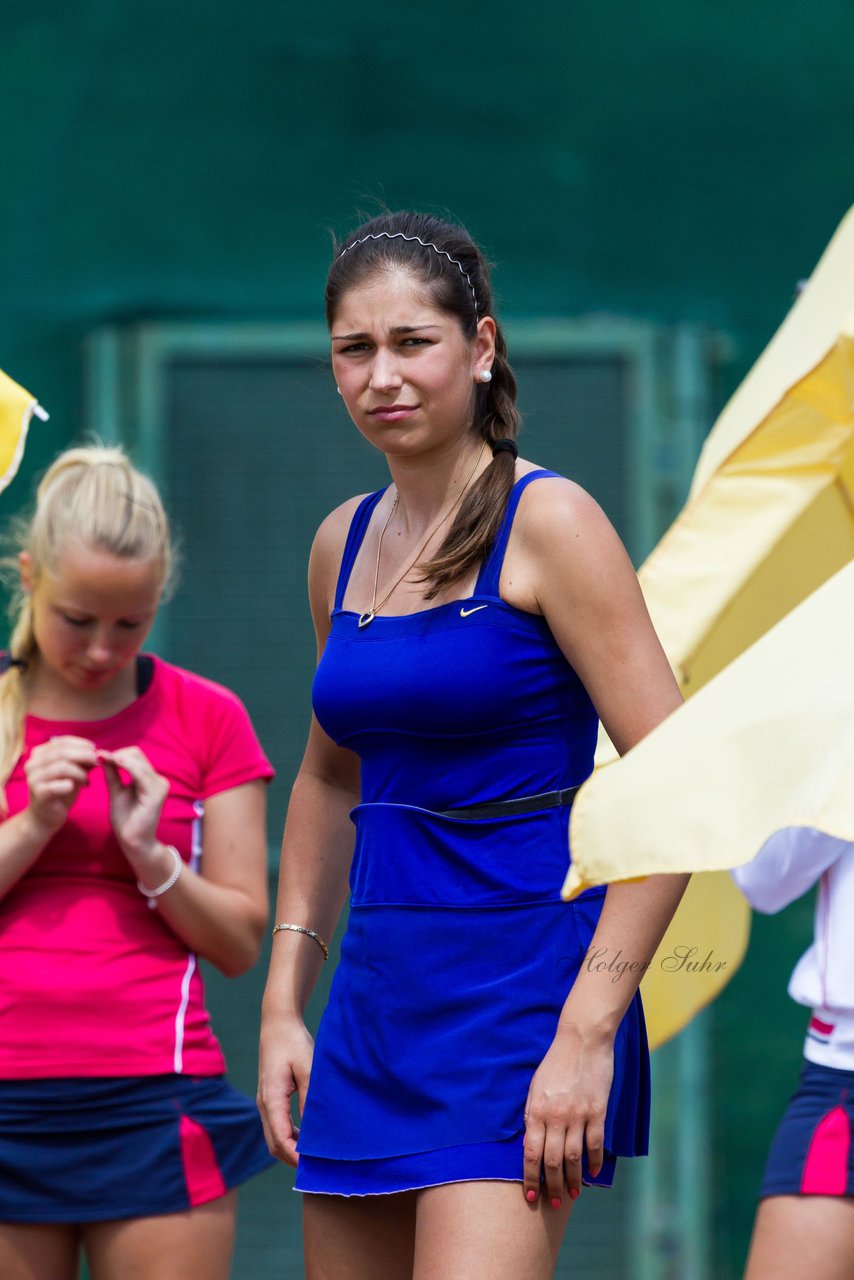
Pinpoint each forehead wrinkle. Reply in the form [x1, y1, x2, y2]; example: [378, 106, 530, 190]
[331, 323, 443, 342]
[333, 268, 443, 328]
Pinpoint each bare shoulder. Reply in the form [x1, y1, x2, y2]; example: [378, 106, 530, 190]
[512, 463, 618, 554]
[308, 494, 371, 625]
[311, 494, 369, 570]
[497, 463, 630, 616]
[509, 464, 680, 751]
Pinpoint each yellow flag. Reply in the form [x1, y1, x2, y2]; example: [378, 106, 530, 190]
[0, 369, 46, 494]
[563, 205, 854, 1048]
[563, 560, 854, 1040]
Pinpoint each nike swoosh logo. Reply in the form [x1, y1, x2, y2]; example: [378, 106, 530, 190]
[460, 604, 488, 617]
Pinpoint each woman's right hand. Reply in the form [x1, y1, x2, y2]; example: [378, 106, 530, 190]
[24, 735, 98, 836]
[257, 1017, 315, 1166]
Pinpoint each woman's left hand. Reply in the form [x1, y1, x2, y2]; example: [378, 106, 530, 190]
[522, 1023, 614, 1208]
[99, 747, 171, 876]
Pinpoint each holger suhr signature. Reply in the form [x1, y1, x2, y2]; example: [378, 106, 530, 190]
[584, 945, 728, 983]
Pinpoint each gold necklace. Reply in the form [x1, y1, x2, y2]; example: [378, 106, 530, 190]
[358, 440, 486, 628]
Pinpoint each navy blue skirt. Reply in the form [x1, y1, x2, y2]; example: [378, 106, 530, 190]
[760, 1060, 854, 1198]
[296, 802, 650, 1196]
[0, 1075, 275, 1223]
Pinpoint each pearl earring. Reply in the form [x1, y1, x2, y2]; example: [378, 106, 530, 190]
[479, 369, 493, 383]
[337, 386, 342, 396]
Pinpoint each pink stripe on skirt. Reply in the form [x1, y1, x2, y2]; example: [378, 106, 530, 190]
[801, 1105, 851, 1195]
[179, 1114, 227, 1206]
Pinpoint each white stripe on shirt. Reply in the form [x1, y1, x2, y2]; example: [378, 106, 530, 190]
[173, 953, 197, 1073]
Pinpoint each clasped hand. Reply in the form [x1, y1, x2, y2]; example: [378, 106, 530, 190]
[25, 736, 170, 875]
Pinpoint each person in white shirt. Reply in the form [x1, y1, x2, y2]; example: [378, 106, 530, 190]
[733, 826, 854, 1280]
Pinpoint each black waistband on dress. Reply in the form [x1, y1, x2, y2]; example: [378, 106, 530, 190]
[437, 785, 580, 822]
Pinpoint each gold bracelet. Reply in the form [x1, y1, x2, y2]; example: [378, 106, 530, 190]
[272, 922, 329, 961]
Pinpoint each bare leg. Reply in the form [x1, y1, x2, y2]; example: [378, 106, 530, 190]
[414, 1182, 573, 1280]
[83, 1191, 236, 1280]
[744, 1195, 854, 1280]
[0, 1224, 80, 1280]
[302, 1191, 417, 1280]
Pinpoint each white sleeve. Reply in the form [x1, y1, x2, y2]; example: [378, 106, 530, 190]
[730, 826, 849, 914]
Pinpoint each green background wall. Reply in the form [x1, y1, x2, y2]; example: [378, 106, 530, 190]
[5, 0, 852, 478]
[2, 3, 850, 1275]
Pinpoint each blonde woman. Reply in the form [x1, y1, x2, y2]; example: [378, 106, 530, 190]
[0, 448, 274, 1280]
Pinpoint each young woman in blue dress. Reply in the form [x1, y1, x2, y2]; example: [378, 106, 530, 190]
[258, 211, 688, 1280]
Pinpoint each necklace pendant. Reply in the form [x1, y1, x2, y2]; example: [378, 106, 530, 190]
[357, 610, 376, 629]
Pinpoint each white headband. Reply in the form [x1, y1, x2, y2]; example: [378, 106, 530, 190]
[337, 231, 479, 319]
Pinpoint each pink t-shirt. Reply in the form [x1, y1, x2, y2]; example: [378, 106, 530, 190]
[0, 657, 274, 1079]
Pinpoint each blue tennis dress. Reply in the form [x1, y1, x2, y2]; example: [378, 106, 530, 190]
[296, 470, 650, 1196]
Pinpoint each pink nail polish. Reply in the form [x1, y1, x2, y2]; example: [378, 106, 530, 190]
[526, 1189, 537, 1203]
[551, 1197, 562, 1209]
[569, 1187, 580, 1201]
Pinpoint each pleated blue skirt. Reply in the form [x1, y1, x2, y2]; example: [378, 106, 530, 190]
[0, 1075, 274, 1222]
[295, 803, 650, 1196]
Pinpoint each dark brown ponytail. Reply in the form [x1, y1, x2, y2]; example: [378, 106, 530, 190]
[326, 212, 522, 598]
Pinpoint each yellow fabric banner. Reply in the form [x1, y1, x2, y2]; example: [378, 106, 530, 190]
[563, 205, 854, 1047]
[0, 369, 44, 495]
[565, 560, 854, 1042]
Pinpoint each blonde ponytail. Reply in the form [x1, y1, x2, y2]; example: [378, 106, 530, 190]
[0, 446, 173, 811]
[0, 600, 37, 813]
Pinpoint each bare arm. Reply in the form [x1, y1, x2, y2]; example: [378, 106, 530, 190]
[262, 721, 360, 1015]
[2, 733, 270, 977]
[0, 735, 99, 899]
[258, 498, 364, 1165]
[0, 810, 54, 898]
[509, 477, 688, 1205]
[103, 762, 271, 978]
